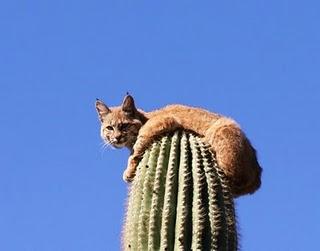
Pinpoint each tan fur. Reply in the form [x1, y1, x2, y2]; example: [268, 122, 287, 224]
[96, 95, 262, 197]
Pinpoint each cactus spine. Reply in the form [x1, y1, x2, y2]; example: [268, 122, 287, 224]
[123, 131, 237, 250]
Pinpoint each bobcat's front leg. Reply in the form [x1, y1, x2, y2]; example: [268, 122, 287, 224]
[123, 155, 140, 182]
[123, 116, 181, 182]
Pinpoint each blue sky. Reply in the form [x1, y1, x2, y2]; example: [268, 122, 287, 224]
[0, 1, 319, 250]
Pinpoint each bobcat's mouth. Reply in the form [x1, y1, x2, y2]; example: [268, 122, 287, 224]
[111, 137, 128, 148]
[113, 143, 126, 148]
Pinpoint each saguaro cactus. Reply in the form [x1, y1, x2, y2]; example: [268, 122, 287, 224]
[123, 131, 237, 251]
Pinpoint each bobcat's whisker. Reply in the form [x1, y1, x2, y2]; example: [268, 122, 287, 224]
[99, 141, 113, 156]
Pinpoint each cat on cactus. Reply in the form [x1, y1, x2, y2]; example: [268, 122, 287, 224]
[95, 94, 262, 197]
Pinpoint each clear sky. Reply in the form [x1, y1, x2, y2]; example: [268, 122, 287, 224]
[0, 1, 319, 250]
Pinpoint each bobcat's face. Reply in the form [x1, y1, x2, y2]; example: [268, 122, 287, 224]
[100, 108, 143, 148]
[96, 95, 145, 149]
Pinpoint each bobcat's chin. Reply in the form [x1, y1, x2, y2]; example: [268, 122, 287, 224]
[110, 137, 132, 149]
[112, 142, 127, 149]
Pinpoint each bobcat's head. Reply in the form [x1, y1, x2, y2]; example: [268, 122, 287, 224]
[95, 95, 146, 149]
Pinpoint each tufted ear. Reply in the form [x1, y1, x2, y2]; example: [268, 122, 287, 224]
[95, 99, 111, 122]
[121, 94, 137, 116]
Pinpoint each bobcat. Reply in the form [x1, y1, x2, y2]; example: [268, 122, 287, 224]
[95, 94, 262, 197]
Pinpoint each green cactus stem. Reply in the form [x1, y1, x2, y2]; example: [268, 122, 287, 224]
[123, 131, 237, 251]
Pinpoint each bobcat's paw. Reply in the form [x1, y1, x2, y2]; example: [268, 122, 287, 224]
[122, 169, 135, 183]
[123, 155, 140, 183]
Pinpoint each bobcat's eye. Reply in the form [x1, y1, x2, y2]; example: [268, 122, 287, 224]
[119, 123, 130, 131]
[106, 126, 114, 131]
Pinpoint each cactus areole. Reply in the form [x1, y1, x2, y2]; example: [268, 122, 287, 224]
[123, 131, 238, 251]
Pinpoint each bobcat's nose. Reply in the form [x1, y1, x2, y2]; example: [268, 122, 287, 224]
[114, 135, 122, 143]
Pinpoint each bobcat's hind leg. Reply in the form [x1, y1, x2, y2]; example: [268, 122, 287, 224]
[205, 117, 262, 196]
[123, 116, 181, 182]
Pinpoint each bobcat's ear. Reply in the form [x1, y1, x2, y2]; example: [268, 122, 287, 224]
[95, 99, 111, 122]
[122, 94, 137, 116]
